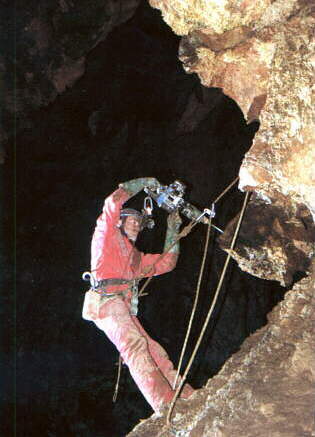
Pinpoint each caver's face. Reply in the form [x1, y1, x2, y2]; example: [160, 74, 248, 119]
[123, 215, 142, 241]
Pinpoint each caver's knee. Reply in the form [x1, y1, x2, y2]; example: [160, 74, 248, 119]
[119, 333, 158, 374]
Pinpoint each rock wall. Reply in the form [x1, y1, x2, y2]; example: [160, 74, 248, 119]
[149, 0, 315, 217]
[128, 1, 315, 435]
[219, 192, 315, 285]
[6, 1, 314, 434]
[128, 263, 315, 436]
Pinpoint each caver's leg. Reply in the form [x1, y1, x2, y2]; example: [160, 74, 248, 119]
[132, 316, 194, 399]
[94, 298, 175, 412]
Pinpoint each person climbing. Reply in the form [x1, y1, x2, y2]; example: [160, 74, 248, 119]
[82, 177, 194, 413]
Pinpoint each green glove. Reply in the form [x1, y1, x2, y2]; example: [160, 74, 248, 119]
[119, 177, 160, 196]
[164, 211, 182, 253]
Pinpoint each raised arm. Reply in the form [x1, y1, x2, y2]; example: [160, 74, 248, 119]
[99, 177, 160, 225]
[91, 178, 161, 273]
[119, 177, 160, 196]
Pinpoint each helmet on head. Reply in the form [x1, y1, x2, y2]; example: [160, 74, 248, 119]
[120, 208, 143, 220]
[119, 208, 143, 234]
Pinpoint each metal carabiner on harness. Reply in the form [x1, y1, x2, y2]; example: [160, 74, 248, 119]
[82, 271, 99, 290]
[130, 279, 140, 316]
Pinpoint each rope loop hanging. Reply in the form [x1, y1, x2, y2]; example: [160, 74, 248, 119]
[166, 190, 250, 426]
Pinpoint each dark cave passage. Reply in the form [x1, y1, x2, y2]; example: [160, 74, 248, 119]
[5, 2, 287, 436]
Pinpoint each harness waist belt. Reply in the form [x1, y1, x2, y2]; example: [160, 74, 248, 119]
[97, 278, 140, 316]
[97, 278, 135, 287]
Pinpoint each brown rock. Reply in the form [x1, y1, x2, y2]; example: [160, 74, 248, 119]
[219, 193, 315, 286]
[151, 1, 315, 215]
[239, 11, 315, 217]
[130, 2, 315, 435]
[128, 264, 315, 436]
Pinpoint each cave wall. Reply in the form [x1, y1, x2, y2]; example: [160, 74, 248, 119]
[127, 1, 315, 435]
[4, 3, 287, 436]
[149, 0, 315, 271]
[3, 1, 315, 436]
[129, 264, 315, 437]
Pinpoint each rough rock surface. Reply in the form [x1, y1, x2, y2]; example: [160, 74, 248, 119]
[149, 0, 315, 216]
[2, 0, 140, 151]
[6, 0, 314, 434]
[127, 1, 315, 435]
[128, 263, 315, 436]
[219, 193, 315, 286]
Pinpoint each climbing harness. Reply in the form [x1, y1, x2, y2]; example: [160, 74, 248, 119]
[166, 190, 250, 426]
[82, 273, 141, 313]
[82, 271, 99, 289]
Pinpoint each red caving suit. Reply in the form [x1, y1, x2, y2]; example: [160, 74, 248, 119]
[82, 187, 193, 412]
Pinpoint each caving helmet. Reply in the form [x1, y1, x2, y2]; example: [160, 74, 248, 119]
[120, 208, 143, 221]
[120, 208, 143, 228]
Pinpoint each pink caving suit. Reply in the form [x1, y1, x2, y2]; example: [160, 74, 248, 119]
[82, 187, 193, 412]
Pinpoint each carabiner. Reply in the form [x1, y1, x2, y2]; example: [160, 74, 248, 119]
[82, 271, 99, 289]
[144, 196, 153, 215]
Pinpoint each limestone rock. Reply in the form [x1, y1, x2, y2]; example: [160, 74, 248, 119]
[239, 10, 315, 218]
[149, 1, 315, 216]
[219, 193, 315, 286]
[128, 265, 315, 436]
[128, 2, 315, 435]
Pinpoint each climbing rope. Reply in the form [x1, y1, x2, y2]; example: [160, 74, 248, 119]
[113, 176, 241, 405]
[172, 176, 239, 390]
[213, 176, 239, 204]
[138, 219, 201, 298]
[173, 216, 212, 390]
[138, 176, 239, 298]
[113, 355, 122, 402]
[166, 190, 250, 426]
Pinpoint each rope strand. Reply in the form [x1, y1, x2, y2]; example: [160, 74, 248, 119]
[113, 355, 122, 402]
[213, 176, 239, 204]
[138, 220, 199, 297]
[173, 217, 212, 390]
[166, 190, 250, 425]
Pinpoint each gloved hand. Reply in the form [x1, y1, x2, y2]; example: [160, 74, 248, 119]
[167, 210, 182, 231]
[119, 177, 160, 196]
